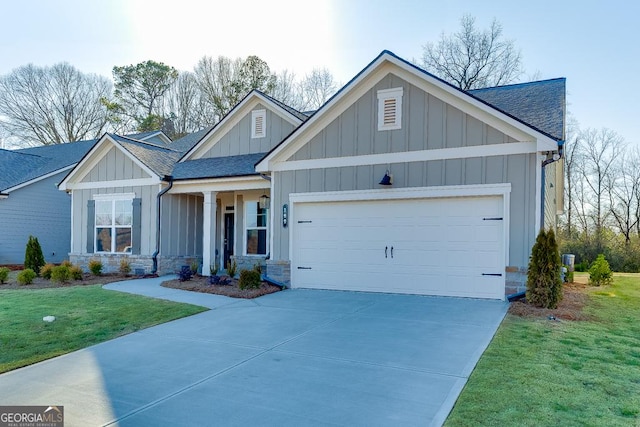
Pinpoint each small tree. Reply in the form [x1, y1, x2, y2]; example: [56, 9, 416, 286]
[24, 236, 45, 275]
[526, 229, 563, 308]
[588, 254, 613, 286]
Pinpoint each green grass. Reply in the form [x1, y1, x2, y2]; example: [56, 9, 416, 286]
[446, 273, 640, 426]
[0, 285, 207, 373]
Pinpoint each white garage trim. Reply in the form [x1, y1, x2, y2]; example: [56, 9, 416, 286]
[289, 183, 511, 282]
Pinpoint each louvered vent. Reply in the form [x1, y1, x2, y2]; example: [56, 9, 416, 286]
[251, 109, 266, 138]
[377, 87, 403, 131]
[383, 98, 397, 126]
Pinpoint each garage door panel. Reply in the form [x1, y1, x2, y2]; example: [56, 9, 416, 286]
[292, 196, 505, 299]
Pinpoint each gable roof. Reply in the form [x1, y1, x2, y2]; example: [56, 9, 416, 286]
[180, 89, 306, 162]
[0, 139, 96, 192]
[109, 134, 182, 178]
[256, 50, 564, 172]
[469, 78, 566, 142]
[169, 127, 214, 153]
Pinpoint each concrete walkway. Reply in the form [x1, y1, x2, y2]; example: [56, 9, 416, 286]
[0, 276, 508, 426]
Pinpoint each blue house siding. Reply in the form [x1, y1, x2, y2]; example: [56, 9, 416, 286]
[0, 172, 71, 264]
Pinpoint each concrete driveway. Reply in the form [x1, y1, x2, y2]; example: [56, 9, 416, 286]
[0, 277, 508, 426]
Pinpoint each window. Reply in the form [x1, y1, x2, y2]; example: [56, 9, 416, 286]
[377, 87, 403, 131]
[251, 109, 266, 139]
[95, 195, 134, 253]
[245, 201, 268, 255]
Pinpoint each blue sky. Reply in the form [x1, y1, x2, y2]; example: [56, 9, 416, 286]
[1, 0, 638, 144]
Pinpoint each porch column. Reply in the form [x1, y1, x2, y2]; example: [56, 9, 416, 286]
[202, 191, 218, 276]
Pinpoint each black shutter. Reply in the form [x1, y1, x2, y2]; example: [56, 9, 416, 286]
[87, 200, 95, 253]
[132, 198, 142, 255]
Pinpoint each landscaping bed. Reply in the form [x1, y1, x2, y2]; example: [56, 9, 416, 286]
[161, 275, 282, 299]
[0, 272, 144, 290]
[508, 281, 592, 321]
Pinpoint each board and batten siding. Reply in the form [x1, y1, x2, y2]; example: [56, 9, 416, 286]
[290, 74, 516, 162]
[0, 172, 71, 264]
[272, 153, 537, 270]
[71, 185, 157, 255]
[80, 145, 151, 182]
[202, 104, 296, 159]
[160, 194, 203, 256]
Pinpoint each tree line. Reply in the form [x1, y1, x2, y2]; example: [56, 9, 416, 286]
[0, 56, 340, 146]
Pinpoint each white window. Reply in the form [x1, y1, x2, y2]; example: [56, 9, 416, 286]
[377, 87, 403, 131]
[94, 194, 134, 253]
[244, 201, 268, 255]
[251, 109, 266, 139]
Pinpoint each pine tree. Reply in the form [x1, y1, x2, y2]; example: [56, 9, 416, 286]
[526, 229, 563, 308]
[24, 235, 46, 275]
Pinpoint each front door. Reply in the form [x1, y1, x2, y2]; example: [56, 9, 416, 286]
[224, 213, 234, 269]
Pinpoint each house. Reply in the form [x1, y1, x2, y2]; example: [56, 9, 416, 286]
[59, 51, 565, 299]
[0, 131, 172, 265]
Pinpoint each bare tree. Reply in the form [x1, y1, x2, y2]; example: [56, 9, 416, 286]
[164, 71, 210, 137]
[271, 69, 299, 107]
[421, 15, 523, 90]
[579, 128, 625, 251]
[0, 63, 111, 146]
[562, 116, 581, 237]
[297, 68, 339, 111]
[607, 147, 640, 244]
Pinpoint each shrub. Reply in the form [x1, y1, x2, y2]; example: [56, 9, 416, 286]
[226, 259, 237, 278]
[565, 268, 574, 284]
[40, 263, 55, 280]
[70, 265, 83, 280]
[88, 259, 103, 276]
[17, 269, 36, 285]
[61, 260, 73, 268]
[526, 229, 563, 309]
[238, 268, 261, 290]
[119, 258, 131, 276]
[24, 235, 45, 275]
[190, 260, 199, 275]
[51, 265, 71, 283]
[589, 254, 613, 286]
[210, 263, 219, 276]
[0, 267, 9, 284]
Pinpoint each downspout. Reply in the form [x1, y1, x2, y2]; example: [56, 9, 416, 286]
[152, 175, 173, 275]
[540, 142, 564, 230]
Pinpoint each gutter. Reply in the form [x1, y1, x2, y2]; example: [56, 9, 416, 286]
[151, 175, 174, 275]
[0, 193, 8, 200]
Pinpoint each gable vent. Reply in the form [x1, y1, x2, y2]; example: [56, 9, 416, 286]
[377, 87, 403, 131]
[251, 109, 266, 139]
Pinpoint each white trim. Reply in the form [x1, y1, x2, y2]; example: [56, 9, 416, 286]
[243, 198, 270, 256]
[181, 92, 303, 161]
[64, 178, 159, 190]
[0, 194, 7, 200]
[169, 176, 270, 194]
[70, 191, 74, 254]
[377, 87, 403, 131]
[251, 109, 266, 139]
[269, 174, 275, 258]
[59, 135, 158, 190]
[289, 183, 511, 204]
[271, 141, 537, 172]
[256, 52, 559, 172]
[93, 192, 136, 201]
[5, 164, 76, 194]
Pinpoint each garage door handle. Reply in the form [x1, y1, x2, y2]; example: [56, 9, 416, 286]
[385, 246, 388, 258]
[390, 246, 394, 258]
[297, 266, 312, 270]
[482, 273, 503, 277]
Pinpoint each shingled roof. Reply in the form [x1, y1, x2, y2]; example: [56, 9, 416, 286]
[469, 78, 566, 141]
[108, 134, 182, 178]
[0, 139, 96, 192]
[172, 153, 266, 181]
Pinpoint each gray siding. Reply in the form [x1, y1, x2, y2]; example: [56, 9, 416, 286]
[202, 104, 296, 158]
[272, 153, 538, 269]
[0, 172, 71, 264]
[81, 146, 151, 182]
[71, 185, 158, 256]
[543, 161, 558, 232]
[291, 73, 516, 162]
[160, 194, 203, 257]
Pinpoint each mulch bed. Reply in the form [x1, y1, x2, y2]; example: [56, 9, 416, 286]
[0, 273, 145, 290]
[161, 275, 281, 299]
[508, 281, 593, 321]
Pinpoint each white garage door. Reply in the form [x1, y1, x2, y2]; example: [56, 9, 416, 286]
[291, 196, 505, 299]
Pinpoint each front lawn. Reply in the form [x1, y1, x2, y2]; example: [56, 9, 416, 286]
[445, 273, 640, 426]
[0, 285, 207, 373]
